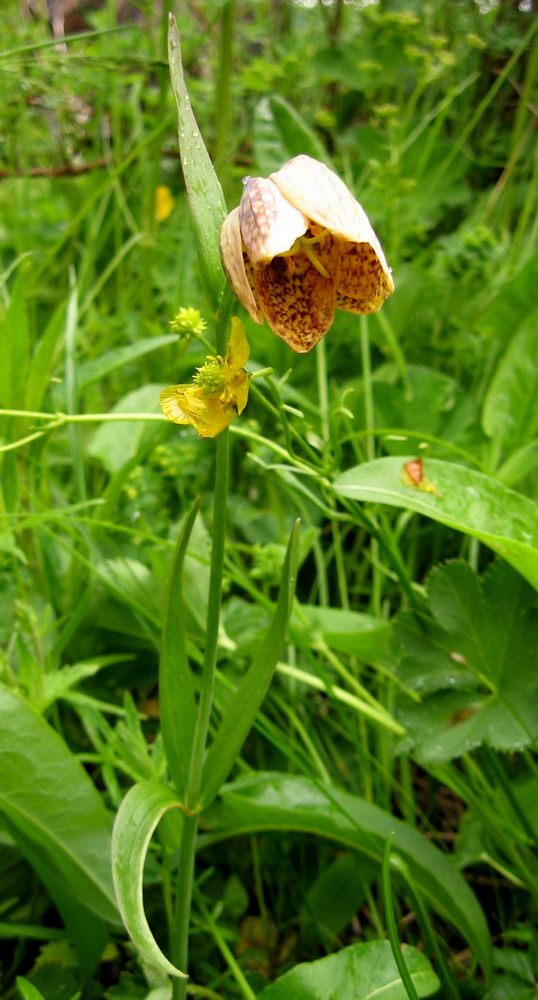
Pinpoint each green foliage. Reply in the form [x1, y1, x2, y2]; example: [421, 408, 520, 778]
[256, 940, 439, 1000]
[0, 0, 537, 996]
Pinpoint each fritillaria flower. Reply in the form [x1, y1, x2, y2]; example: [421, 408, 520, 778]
[160, 318, 250, 438]
[220, 154, 394, 353]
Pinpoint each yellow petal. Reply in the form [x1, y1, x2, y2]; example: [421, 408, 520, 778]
[271, 155, 394, 296]
[220, 208, 264, 324]
[225, 317, 250, 371]
[254, 255, 335, 353]
[239, 177, 308, 265]
[160, 384, 234, 438]
[155, 185, 175, 223]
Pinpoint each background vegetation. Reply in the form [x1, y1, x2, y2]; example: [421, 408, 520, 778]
[1, 1, 537, 998]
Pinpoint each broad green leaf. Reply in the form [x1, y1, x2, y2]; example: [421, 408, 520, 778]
[0, 683, 118, 924]
[200, 521, 300, 809]
[292, 604, 395, 665]
[159, 498, 200, 797]
[396, 561, 538, 759]
[482, 307, 538, 451]
[88, 384, 164, 474]
[334, 456, 538, 589]
[0, 683, 117, 974]
[300, 852, 374, 945]
[168, 16, 227, 315]
[111, 780, 186, 979]
[257, 940, 439, 1000]
[200, 771, 491, 975]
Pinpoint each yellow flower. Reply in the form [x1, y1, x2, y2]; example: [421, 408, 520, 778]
[155, 185, 175, 222]
[220, 154, 394, 353]
[160, 318, 250, 438]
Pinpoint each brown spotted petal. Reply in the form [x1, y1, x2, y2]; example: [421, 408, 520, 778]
[219, 206, 263, 324]
[239, 177, 308, 265]
[271, 154, 394, 300]
[254, 254, 336, 354]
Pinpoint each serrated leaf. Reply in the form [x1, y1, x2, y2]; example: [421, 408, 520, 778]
[396, 561, 538, 759]
[334, 456, 538, 589]
[257, 940, 439, 1000]
[111, 781, 186, 979]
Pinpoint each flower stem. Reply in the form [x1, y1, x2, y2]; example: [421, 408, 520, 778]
[172, 310, 232, 998]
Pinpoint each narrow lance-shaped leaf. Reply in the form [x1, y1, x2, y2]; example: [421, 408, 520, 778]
[168, 15, 227, 315]
[111, 780, 187, 979]
[199, 520, 300, 809]
[159, 498, 200, 798]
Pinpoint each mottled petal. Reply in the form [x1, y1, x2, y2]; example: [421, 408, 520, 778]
[239, 177, 308, 265]
[271, 155, 394, 294]
[332, 239, 394, 311]
[254, 255, 335, 353]
[220, 207, 263, 324]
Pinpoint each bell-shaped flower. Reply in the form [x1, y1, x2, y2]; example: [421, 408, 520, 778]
[220, 154, 394, 353]
[160, 318, 250, 438]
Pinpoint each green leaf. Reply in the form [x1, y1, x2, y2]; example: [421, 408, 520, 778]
[482, 307, 538, 451]
[200, 771, 491, 975]
[24, 300, 67, 413]
[0, 683, 118, 924]
[396, 561, 538, 759]
[300, 852, 374, 944]
[200, 521, 300, 809]
[334, 456, 538, 589]
[168, 16, 227, 315]
[16, 980, 47, 1000]
[111, 780, 186, 979]
[55, 335, 179, 406]
[475, 248, 538, 339]
[292, 604, 395, 665]
[257, 939, 439, 1000]
[0, 261, 30, 411]
[88, 384, 163, 474]
[159, 499, 200, 798]
[269, 95, 331, 164]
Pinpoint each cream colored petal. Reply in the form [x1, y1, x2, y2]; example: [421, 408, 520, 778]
[220, 208, 263, 324]
[239, 177, 308, 265]
[270, 154, 393, 288]
[254, 255, 335, 353]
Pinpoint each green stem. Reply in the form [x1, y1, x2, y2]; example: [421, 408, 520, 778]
[187, 427, 230, 808]
[172, 812, 198, 1000]
[382, 836, 420, 1000]
[390, 855, 460, 1000]
[172, 307, 232, 995]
